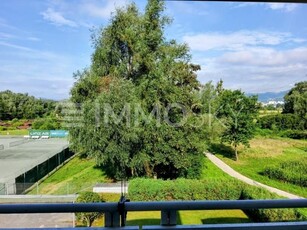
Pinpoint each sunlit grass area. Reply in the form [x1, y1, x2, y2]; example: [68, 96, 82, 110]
[211, 137, 307, 197]
[27, 156, 108, 195]
[82, 194, 250, 227]
[88, 210, 250, 227]
[0, 129, 28, 135]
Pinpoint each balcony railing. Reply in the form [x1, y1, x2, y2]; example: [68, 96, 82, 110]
[0, 199, 307, 229]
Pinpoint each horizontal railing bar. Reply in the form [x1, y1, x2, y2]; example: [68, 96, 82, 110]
[0, 228, 137, 230]
[0, 199, 306, 214]
[165, 0, 307, 4]
[0, 203, 118, 214]
[125, 199, 307, 211]
[144, 221, 307, 230]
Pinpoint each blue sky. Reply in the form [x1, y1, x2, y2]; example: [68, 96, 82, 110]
[0, 0, 306, 100]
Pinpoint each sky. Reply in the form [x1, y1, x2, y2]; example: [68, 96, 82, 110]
[0, 0, 306, 100]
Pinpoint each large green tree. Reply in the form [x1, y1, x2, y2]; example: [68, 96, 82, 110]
[216, 90, 258, 161]
[283, 81, 307, 120]
[69, 0, 205, 179]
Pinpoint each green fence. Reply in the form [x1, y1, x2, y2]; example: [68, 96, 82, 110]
[15, 147, 74, 194]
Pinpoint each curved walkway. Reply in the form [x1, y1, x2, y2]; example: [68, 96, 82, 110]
[205, 152, 304, 199]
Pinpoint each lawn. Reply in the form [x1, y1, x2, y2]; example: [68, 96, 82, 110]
[211, 137, 307, 197]
[27, 156, 108, 195]
[88, 210, 249, 227]
[201, 158, 233, 180]
[0, 129, 28, 136]
[82, 194, 250, 227]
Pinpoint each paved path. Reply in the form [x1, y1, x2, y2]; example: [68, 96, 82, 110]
[205, 152, 304, 199]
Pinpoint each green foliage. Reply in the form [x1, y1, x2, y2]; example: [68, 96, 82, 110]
[129, 178, 244, 201]
[240, 186, 306, 222]
[197, 81, 225, 142]
[216, 90, 259, 160]
[262, 160, 307, 187]
[69, 0, 205, 180]
[129, 178, 306, 222]
[32, 115, 62, 130]
[0, 90, 56, 120]
[258, 113, 306, 131]
[75, 192, 104, 227]
[279, 130, 307, 139]
[283, 81, 307, 120]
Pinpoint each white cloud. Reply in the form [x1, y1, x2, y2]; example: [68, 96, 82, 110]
[0, 42, 78, 100]
[219, 47, 307, 67]
[81, 0, 126, 19]
[183, 31, 305, 51]
[0, 32, 15, 40]
[0, 41, 33, 51]
[186, 30, 307, 93]
[41, 8, 78, 27]
[27, 37, 40, 42]
[194, 46, 307, 93]
[267, 3, 298, 12]
[235, 3, 299, 12]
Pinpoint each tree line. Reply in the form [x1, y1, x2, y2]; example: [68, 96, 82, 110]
[0, 90, 56, 120]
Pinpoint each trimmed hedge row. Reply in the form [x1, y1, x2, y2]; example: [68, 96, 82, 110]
[129, 178, 244, 201]
[128, 178, 306, 222]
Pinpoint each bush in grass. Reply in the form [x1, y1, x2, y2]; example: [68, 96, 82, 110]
[75, 192, 104, 227]
[279, 130, 307, 140]
[258, 114, 305, 131]
[129, 178, 306, 222]
[262, 160, 307, 187]
[240, 186, 306, 222]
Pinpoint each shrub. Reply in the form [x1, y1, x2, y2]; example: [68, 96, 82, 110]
[262, 160, 307, 187]
[258, 114, 305, 131]
[129, 178, 306, 222]
[75, 192, 104, 227]
[128, 178, 243, 201]
[279, 130, 307, 140]
[240, 186, 306, 222]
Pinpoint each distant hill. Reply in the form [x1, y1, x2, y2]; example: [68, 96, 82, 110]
[248, 90, 288, 102]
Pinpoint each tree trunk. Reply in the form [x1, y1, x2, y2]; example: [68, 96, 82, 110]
[234, 144, 238, 161]
[86, 218, 91, 227]
[144, 162, 152, 177]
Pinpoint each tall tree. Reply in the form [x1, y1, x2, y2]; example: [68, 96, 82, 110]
[216, 90, 258, 161]
[283, 81, 307, 120]
[69, 0, 204, 179]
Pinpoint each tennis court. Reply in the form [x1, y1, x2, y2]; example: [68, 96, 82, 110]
[0, 138, 70, 194]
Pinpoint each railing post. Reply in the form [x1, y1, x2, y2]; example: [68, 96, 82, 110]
[105, 211, 120, 227]
[161, 210, 177, 226]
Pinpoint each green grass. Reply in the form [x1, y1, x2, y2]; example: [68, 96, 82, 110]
[82, 194, 250, 227]
[0, 129, 28, 135]
[211, 137, 307, 197]
[201, 158, 233, 180]
[125, 210, 250, 226]
[27, 156, 108, 195]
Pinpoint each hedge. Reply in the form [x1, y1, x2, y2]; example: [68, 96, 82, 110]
[240, 186, 305, 222]
[128, 178, 306, 222]
[262, 160, 307, 187]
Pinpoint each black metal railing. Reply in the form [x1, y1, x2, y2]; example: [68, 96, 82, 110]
[0, 199, 307, 229]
